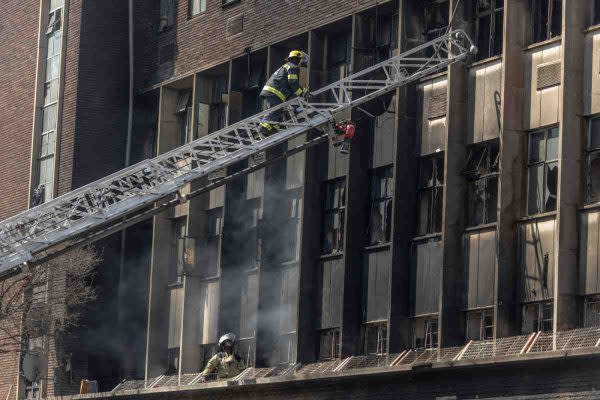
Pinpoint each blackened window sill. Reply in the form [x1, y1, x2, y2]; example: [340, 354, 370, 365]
[363, 242, 391, 252]
[524, 36, 562, 52]
[412, 233, 442, 242]
[320, 252, 343, 261]
[519, 211, 557, 222]
[464, 222, 497, 233]
[469, 55, 503, 69]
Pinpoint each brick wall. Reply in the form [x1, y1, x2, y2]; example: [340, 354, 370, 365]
[0, 0, 41, 220]
[135, 0, 389, 89]
[58, 0, 129, 194]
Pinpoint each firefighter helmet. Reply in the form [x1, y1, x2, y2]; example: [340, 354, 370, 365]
[286, 50, 309, 66]
[218, 333, 236, 347]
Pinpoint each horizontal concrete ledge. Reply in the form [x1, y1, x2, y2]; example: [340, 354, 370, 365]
[49, 346, 600, 400]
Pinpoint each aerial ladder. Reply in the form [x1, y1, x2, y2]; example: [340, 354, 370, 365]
[0, 30, 476, 277]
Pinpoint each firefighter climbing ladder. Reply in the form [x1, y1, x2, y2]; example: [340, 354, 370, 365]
[0, 30, 476, 276]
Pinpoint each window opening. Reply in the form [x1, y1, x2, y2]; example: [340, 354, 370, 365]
[464, 140, 499, 226]
[417, 154, 444, 236]
[318, 328, 340, 360]
[166, 347, 179, 375]
[367, 167, 393, 246]
[190, 0, 206, 16]
[527, 127, 558, 215]
[413, 317, 438, 349]
[587, 118, 600, 203]
[424, 0, 449, 57]
[530, 0, 562, 44]
[522, 301, 553, 333]
[176, 90, 192, 145]
[159, 0, 175, 32]
[474, 0, 503, 60]
[364, 321, 388, 355]
[585, 295, 600, 328]
[282, 190, 302, 262]
[594, 0, 600, 26]
[170, 217, 187, 284]
[322, 179, 346, 254]
[466, 309, 494, 341]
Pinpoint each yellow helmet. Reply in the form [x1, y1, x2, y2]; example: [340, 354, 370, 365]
[287, 50, 304, 60]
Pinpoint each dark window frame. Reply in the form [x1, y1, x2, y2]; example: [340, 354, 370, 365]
[417, 153, 445, 236]
[474, 0, 504, 60]
[465, 309, 494, 341]
[189, 0, 207, 17]
[529, 0, 562, 44]
[321, 178, 346, 255]
[464, 140, 499, 226]
[522, 301, 553, 333]
[584, 295, 600, 328]
[363, 321, 388, 355]
[318, 327, 341, 361]
[366, 166, 394, 246]
[527, 126, 559, 215]
[413, 316, 439, 349]
[424, 0, 449, 58]
[586, 117, 600, 204]
[594, 0, 600, 26]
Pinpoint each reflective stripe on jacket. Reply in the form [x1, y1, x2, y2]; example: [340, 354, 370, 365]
[261, 62, 303, 101]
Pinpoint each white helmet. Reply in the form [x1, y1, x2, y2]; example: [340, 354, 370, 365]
[218, 333, 236, 347]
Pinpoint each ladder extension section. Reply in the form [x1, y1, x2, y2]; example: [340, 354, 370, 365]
[0, 30, 475, 274]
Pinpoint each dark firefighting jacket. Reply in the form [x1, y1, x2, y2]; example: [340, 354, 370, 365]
[260, 62, 304, 101]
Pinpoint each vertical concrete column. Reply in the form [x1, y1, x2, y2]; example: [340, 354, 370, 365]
[340, 14, 371, 357]
[439, 0, 470, 347]
[296, 30, 323, 363]
[495, 0, 529, 338]
[554, 1, 586, 332]
[388, 0, 419, 353]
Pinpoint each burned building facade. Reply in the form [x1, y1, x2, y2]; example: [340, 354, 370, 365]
[4, 0, 600, 399]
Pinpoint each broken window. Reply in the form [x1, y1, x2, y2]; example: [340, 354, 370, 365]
[282, 190, 302, 263]
[199, 208, 223, 277]
[176, 90, 192, 145]
[417, 154, 444, 236]
[424, 0, 449, 57]
[278, 332, 297, 364]
[169, 217, 187, 284]
[364, 321, 388, 355]
[527, 127, 558, 215]
[366, 167, 393, 246]
[529, 0, 562, 44]
[522, 301, 553, 333]
[190, 0, 206, 16]
[322, 179, 346, 255]
[159, 0, 175, 32]
[46, 8, 62, 34]
[586, 118, 600, 204]
[413, 317, 438, 349]
[465, 309, 494, 341]
[166, 347, 179, 375]
[318, 327, 340, 360]
[585, 295, 600, 328]
[464, 140, 499, 226]
[474, 0, 503, 60]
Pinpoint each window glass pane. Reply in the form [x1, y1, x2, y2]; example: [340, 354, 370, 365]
[486, 176, 498, 223]
[43, 80, 59, 105]
[477, 14, 491, 60]
[468, 180, 485, 226]
[588, 153, 600, 203]
[493, 9, 503, 56]
[595, 0, 600, 26]
[590, 118, 600, 150]
[545, 161, 558, 212]
[419, 158, 434, 188]
[550, 0, 562, 38]
[417, 191, 432, 236]
[434, 156, 444, 185]
[42, 104, 58, 132]
[532, 0, 549, 43]
[432, 187, 443, 233]
[191, 0, 206, 15]
[50, 0, 64, 10]
[529, 131, 545, 163]
[528, 164, 545, 215]
[39, 157, 55, 187]
[546, 127, 559, 160]
[40, 131, 56, 157]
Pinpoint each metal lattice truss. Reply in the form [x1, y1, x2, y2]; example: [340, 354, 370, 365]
[0, 30, 476, 274]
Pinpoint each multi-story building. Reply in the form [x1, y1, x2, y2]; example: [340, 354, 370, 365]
[4, 0, 600, 399]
